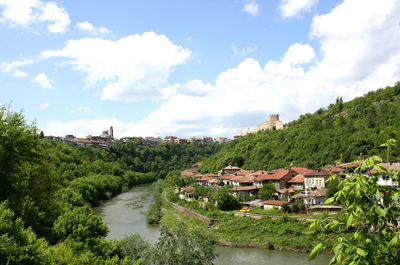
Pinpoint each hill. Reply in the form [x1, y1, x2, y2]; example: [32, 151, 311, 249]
[200, 82, 400, 172]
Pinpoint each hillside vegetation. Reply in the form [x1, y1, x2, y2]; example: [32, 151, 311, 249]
[0, 108, 220, 264]
[200, 83, 400, 172]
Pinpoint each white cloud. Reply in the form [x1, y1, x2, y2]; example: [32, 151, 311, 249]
[32, 72, 52, 88]
[42, 31, 191, 101]
[310, 0, 400, 81]
[282, 43, 315, 64]
[0, 0, 70, 33]
[42, 0, 400, 138]
[184, 36, 192, 41]
[1, 59, 32, 77]
[75, 21, 112, 36]
[279, 0, 318, 18]
[243, 0, 259, 16]
[39, 103, 49, 109]
[231, 42, 258, 60]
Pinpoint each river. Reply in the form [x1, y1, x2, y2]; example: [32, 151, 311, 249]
[94, 183, 332, 265]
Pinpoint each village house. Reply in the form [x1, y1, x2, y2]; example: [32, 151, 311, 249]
[232, 185, 259, 198]
[304, 170, 330, 189]
[292, 189, 327, 205]
[222, 165, 241, 175]
[287, 174, 305, 190]
[174, 138, 188, 144]
[219, 174, 237, 185]
[214, 137, 231, 144]
[164, 136, 177, 143]
[291, 167, 314, 175]
[234, 169, 255, 176]
[263, 200, 286, 209]
[230, 175, 255, 187]
[254, 169, 297, 189]
[196, 176, 211, 186]
[178, 186, 195, 199]
[371, 162, 400, 187]
[202, 137, 214, 144]
[188, 138, 203, 143]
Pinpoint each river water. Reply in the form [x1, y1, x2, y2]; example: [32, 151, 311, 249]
[94, 183, 331, 265]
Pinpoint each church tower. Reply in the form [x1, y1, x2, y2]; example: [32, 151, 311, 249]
[109, 126, 114, 140]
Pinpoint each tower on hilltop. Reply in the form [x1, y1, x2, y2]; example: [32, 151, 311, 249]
[109, 126, 114, 139]
[245, 114, 284, 134]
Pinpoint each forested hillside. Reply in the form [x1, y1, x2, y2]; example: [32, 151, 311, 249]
[200, 83, 400, 172]
[0, 108, 220, 264]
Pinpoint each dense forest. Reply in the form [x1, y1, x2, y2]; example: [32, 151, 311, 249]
[200, 83, 400, 173]
[0, 107, 220, 264]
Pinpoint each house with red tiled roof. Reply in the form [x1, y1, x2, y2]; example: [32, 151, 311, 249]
[304, 170, 330, 189]
[219, 174, 237, 185]
[179, 186, 195, 199]
[196, 176, 211, 186]
[232, 185, 259, 198]
[254, 169, 297, 189]
[268, 168, 285, 174]
[287, 174, 305, 190]
[291, 167, 314, 175]
[263, 200, 287, 209]
[230, 175, 255, 187]
[181, 168, 197, 177]
[222, 165, 241, 174]
[292, 188, 327, 205]
[336, 160, 365, 173]
[234, 169, 254, 176]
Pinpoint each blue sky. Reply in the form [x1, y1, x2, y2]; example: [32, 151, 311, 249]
[1, 0, 400, 138]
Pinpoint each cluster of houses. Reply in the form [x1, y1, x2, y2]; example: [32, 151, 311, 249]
[41, 127, 114, 149]
[42, 126, 232, 149]
[179, 161, 400, 212]
[121, 136, 231, 145]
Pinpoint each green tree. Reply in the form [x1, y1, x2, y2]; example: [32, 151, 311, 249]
[152, 225, 216, 265]
[120, 233, 152, 264]
[216, 186, 237, 211]
[258, 182, 275, 200]
[0, 201, 51, 265]
[309, 155, 400, 264]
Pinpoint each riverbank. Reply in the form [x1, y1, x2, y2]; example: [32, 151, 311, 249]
[96, 183, 333, 264]
[161, 193, 338, 252]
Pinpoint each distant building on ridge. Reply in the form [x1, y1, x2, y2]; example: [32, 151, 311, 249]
[246, 114, 284, 134]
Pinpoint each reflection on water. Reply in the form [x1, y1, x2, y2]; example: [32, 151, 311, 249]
[95, 183, 332, 264]
[94, 184, 160, 242]
[214, 246, 331, 265]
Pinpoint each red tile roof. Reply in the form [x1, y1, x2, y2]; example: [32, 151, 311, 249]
[231, 175, 255, 183]
[304, 170, 330, 176]
[232, 185, 259, 191]
[205, 173, 217, 177]
[288, 174, 304, 183]
[263, 200, 287, 206]
[291, 167, 314, 175]
[196, 176, 211, 182]
[235, 169, 253, 176]
[337, 160, 364, 168]
[181, 186, 195, 192]
[255, 169, 293, 181]
[219, 174, 237, 180]
[207, 178, 219, 184]
[268, 168, 285, 174]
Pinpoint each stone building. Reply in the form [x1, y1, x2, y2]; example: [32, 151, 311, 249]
[246, 114, 284, 134]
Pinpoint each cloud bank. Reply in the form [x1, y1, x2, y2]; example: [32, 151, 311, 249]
[43, 0, 400, 138]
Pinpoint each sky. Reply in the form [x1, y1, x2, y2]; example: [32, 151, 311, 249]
[1, 0, 400, 139]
